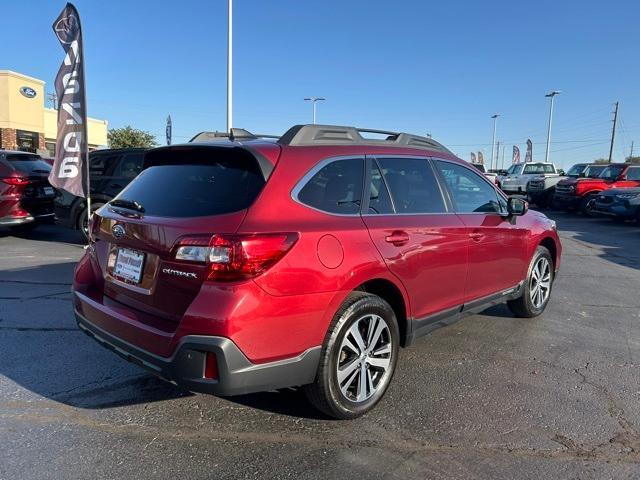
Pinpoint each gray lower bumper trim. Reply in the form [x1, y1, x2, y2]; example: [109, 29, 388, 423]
[75, 309, 321, 396]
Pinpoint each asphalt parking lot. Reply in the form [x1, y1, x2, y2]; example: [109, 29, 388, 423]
[1, 212, 639, 479]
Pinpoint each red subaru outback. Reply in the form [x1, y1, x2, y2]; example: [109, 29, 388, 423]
[73, 125, 561, 419]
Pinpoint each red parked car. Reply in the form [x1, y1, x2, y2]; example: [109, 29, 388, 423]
[73, 125, 561, 419]
[0, 150, 56, 232]
[553, 163, 640, 215]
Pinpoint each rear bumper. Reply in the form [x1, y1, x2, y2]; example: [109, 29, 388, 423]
[75, 307, 321, 396]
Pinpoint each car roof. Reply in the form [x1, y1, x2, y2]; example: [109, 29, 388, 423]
[91, 148, 148, 155]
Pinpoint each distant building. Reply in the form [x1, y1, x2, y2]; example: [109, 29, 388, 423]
[0, 70, 108, 156]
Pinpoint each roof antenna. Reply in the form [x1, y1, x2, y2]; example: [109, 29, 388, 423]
[228, 128, 235, 142]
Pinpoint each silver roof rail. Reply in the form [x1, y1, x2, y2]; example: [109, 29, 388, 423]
[189, 128, 279, 143]
[278, 124, 452, 154]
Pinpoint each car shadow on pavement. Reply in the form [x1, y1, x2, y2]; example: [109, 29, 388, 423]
[0, 223, 85, 245]
[545, 210, 640, 271]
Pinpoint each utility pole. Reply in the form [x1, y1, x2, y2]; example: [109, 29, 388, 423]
[496, 141, 500, 171]
[501, 142, 505, 170]
[608, 101, 619, 163]
[630, 141, 634, 160]
[226, 0, 233, 132]
[47, 92, 58, 109]
[491, 114, 499, 171]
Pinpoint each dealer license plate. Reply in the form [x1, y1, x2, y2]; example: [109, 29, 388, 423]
[113, 248, 145, 284]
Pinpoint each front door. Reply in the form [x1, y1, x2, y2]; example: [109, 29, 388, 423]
[362, 156, 468, 321]
[433, 159, 528, 303]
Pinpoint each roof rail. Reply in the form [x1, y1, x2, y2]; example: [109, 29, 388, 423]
[278, 124, 453, 154]
[189, 128, 279, 143]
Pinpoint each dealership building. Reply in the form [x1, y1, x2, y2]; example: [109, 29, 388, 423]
[0, 70, 108, 156]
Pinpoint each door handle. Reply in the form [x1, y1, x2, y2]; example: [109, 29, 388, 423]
[469, 230, 485, 242]
[385, 231, 410, 246]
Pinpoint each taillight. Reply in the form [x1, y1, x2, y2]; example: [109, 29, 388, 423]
[174, 233, 299, 281]
[2, 176, 33, 186]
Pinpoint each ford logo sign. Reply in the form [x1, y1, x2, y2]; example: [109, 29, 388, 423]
[112, 224, 126, 239]
[19, 86, 37, 98]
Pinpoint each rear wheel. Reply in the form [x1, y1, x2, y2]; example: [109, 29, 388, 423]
[507, 246, 554, 318]
[78, 202, 104, 242]
[304, 292, 399, 419]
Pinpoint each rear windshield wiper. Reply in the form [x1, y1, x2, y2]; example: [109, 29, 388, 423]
[109, 199, 145, 213]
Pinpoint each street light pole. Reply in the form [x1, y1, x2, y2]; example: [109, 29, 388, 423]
[491, 114, 499, 171]
[226, 0, 233, 132]
[544, 91, 561, 163]
[304, 97, 325, 124]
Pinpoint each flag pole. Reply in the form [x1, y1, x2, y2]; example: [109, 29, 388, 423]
[77, 9, 90, 240]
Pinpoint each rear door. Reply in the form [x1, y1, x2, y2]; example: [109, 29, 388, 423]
[433, 159, 527, 303]
[92, 146, 268, 323]
[361, 156, 468, 321]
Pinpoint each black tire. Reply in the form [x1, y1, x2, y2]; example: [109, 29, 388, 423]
[579, 194, 599, 217]
[10, 222, 39, 235]
[77, 202, 104, 242]
[304, 292, 400, 419]
[507, 246, 554, 318]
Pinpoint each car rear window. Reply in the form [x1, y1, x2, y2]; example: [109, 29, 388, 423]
[4, 154, 51, 175]
[523, 163, 555, 174]
[114, 157, 265, 218]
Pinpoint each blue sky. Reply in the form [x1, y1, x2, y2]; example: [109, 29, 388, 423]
[4, 0, 640, 168]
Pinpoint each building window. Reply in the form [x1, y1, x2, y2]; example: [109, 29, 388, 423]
[45, 141, 56, 157]
[16, 130, 39, 153]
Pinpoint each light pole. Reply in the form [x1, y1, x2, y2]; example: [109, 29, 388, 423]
[304, 97, 325, 124]
[491, 114, 499, 171]
[226, 0, 233, 132]
[544, 91, 561, 163]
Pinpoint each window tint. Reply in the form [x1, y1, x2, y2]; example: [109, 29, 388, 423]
[627, 167, 640, 181]
[523, 163, 555, 174]
[367, 163, 394, 214]
[377, 158, 446, 214]
[116, 160, 265, 218]
[89, 154, 120, 177]
[506, 164, 521, 174]
[435, 161, 502, 214]
[298, 159, 363, 214]
[599, 165, 625, 180]
[4, 154, 51, 174]
[115, 153, 144, 179]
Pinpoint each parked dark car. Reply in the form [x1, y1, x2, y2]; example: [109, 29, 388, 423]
[593, 187, 640, 222]
[55, 148, 146, 239]
[73, 124, 561, 419]
[0, 150, 55, 232]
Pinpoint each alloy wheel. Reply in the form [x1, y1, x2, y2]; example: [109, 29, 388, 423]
[530, 257, 551, 309]
[336, 314, 392, 403]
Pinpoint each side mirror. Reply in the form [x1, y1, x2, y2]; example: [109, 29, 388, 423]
[507, 197, 528, 216]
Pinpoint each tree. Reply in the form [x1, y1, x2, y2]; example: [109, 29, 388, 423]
[107, 126, 157, 149]
[625, 156, 640, 164]
[593, 158, 610, 164]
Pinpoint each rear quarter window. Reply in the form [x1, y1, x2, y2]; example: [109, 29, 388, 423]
[296, 159, 364, 214]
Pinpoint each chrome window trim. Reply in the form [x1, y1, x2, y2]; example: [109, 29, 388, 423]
[290, 155, 366, 217]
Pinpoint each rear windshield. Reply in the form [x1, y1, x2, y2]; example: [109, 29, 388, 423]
[4, 154, 51, 175]
[114, 159, 265, 217]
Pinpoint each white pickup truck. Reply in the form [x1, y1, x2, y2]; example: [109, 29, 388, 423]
[499, 162, 559, 195]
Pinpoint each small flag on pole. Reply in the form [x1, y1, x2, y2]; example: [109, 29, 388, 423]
[512, 146, 521, 164]
[166, 115, 172, 145]
[49, 3, 89, 198]
[470, 152, 477, 163]
[525, 139, 533, 163]
[477, 151, 484, 165]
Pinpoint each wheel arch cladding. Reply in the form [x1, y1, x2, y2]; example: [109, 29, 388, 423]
[355, 278, 409, 347]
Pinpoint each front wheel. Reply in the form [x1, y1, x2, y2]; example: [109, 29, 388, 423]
[580, 194, 599, 217]
[507, 246, 554, 318]
[304, 292, 399, 419]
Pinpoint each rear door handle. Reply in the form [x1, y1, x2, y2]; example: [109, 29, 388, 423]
[470, 230, 485, 242]
[385, 230, 410, 246]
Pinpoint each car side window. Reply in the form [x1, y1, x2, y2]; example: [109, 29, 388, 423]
[627, 167, 640, 181]
[435, 160, 502, 214]
[297, 159, 364, 214]
[367, 163, 394, 214]
[377, 158, 446, 214]
[115, 153, 144, 179]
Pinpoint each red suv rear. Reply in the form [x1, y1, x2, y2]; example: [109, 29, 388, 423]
[73, 125, 562, 418]
[0, 150, 56, 231]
